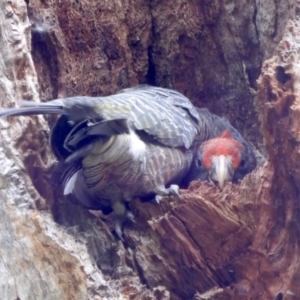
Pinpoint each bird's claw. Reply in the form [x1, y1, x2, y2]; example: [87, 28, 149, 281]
[169, 184, 181, 199]
[127, 211, 136, 223]
[115, 221, 125, 242]
[114, 211, 136, 241]
[154, 184, 181, 204]
[154, 195, 164, 204]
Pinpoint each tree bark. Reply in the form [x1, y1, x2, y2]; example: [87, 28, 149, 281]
[0, 0, 299, 299]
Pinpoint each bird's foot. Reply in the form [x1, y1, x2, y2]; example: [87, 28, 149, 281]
[126, 211, 136, 223]
[114, 220, 125, 242]
[154, 184, 181, 203]
[154, 195, 164, 204]
[114, 210, 136, 241]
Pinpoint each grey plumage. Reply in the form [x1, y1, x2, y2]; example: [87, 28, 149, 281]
[0, 86, 256, 239]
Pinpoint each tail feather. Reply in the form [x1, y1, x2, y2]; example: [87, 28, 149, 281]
[0, 101, 64, 118]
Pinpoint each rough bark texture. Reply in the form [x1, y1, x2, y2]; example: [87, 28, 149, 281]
[0, 0, 299, 299]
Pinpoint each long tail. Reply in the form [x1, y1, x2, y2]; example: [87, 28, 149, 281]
[0, 100, 64, 118]
[0, 96, 133, 124]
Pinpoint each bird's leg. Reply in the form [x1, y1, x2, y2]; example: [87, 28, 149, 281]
[112, 201, 135, 241]
[122, 193, 136, 223]
[154, 184, 181, 203]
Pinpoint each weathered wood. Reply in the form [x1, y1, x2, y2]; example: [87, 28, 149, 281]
[0, 0, 299, 299]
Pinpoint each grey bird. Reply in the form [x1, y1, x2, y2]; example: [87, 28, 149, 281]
[0, 86, 256, 239]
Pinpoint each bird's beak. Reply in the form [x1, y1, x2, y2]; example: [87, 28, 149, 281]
[210, 155, 234, 189]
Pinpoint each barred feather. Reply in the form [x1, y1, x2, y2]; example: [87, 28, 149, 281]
[0, 86, 256, 224]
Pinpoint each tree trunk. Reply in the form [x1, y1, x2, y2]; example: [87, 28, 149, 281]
[0, 0, 298, 299]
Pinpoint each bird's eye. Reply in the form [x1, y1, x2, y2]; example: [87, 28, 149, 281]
[240, 159, 246, 168]
[196, 157, 202, 167]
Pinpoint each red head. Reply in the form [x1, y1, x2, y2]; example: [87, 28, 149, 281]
[200, 130, 244, 188]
